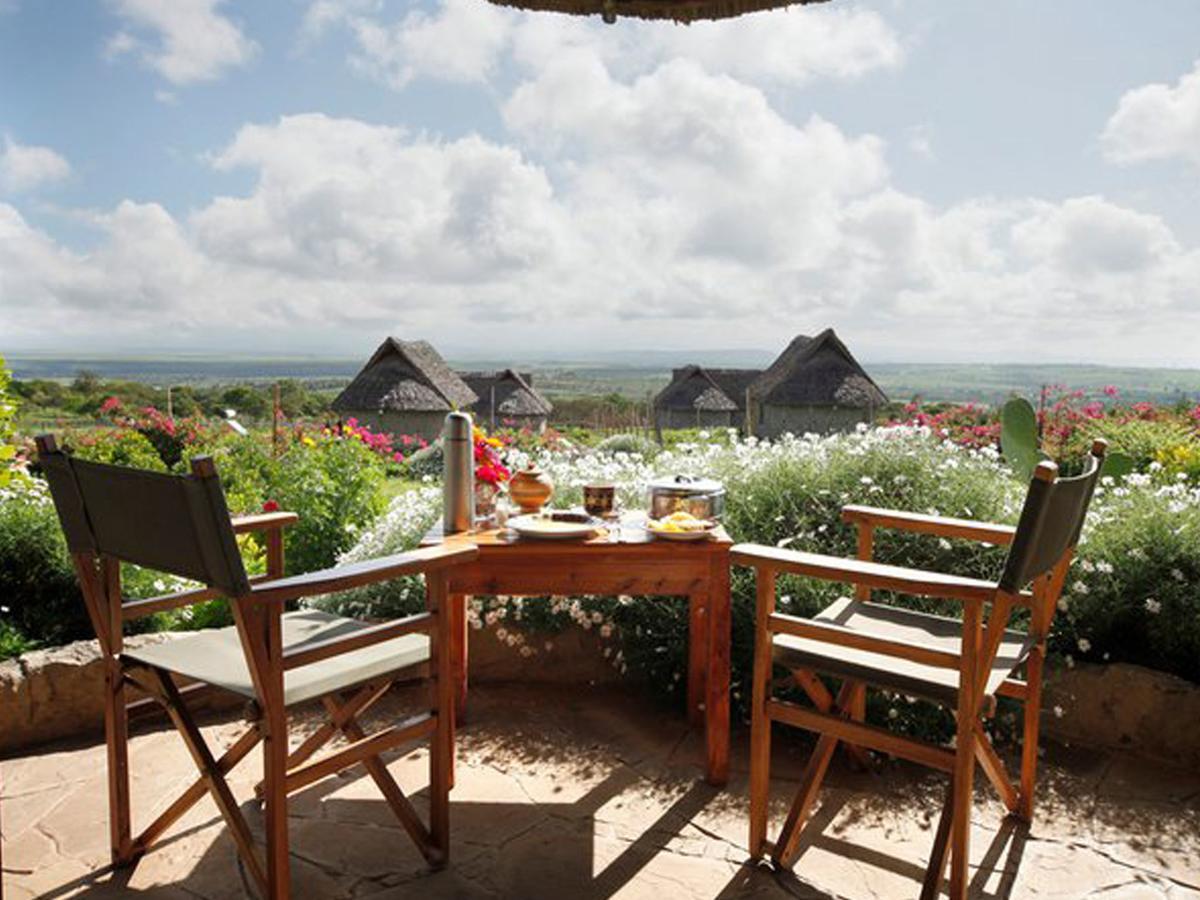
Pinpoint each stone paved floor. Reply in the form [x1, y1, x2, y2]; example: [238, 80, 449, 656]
[3, 683, 1199, 899]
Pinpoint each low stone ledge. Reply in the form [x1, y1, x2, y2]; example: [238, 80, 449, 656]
[0, 633, 245, 756]
[5, 634, 1196, 765]
[1043, 661, 1200, 770]
[0, 626, 621, 756]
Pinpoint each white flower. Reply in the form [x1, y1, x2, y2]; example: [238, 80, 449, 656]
[1170, 568, 1185, 582]
[1144, 598, 1161, 614]
[1077, 638, 1092, 653]
[1065, 655, 1075, 669]
[1053, 705, 1064, 719]
[938, 538, 952, 550]
[1072, 580, 1090, 595]
[887, 708, 899, 720]
[1096, 561, 1114, 575]
[860, 476, 874, 485]
[1057, 597, 1070, 613]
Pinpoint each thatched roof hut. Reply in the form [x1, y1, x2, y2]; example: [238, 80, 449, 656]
[653, 365, 743, 432]
[460, 369, 553, 431]
[486, 0, 829, 24]
[750, 328, 886, 437]
[332, 338, 477, 440]
[750, 328, 886, 409]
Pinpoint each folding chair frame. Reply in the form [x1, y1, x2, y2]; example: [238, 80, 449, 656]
[35, 436, 475, 899]
[737, 444, 1104, 900]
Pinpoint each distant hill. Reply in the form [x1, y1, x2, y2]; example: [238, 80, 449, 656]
[7, 355, 1199, 405]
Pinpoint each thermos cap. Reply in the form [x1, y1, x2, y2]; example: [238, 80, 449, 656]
[444, 411, 472, 441]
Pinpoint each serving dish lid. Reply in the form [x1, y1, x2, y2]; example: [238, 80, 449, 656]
[647, 474, 724, 496]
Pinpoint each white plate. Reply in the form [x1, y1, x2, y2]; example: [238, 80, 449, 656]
[508, 514, 598, 540]
[646, 521, 717, 541]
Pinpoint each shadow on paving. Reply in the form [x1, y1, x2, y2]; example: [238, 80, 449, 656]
[11, 682, 1198, 899]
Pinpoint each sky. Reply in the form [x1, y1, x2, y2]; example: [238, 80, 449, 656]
[1, 0, 1199, 365]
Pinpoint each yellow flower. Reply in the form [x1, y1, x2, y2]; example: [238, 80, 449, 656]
[302, 436, 316, 447]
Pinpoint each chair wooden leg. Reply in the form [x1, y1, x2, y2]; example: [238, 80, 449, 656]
[262, 701, 290, 898]
[792, 669, 872, 770]
[320, 695, 437, 862]
[920, 783, 955, 900]
[949, 699, 979, 895]
[134, 723, 262, 857]
[1018, 645, 1045, 822]
[772, 681, 865, 870]
[748, 575, 773, 860]
[430, 574, 454, 866]
[141, 668, 268, 894]
[106, 665, 133, 867]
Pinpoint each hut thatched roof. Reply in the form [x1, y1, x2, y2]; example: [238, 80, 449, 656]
[750, 328, 887, 409]
[486, 0, 830, 24]
[705, 369, 761, 412]
[333, 338, 477, 414]
[460, 369, 553, 418]
[655, 365, 740, 413]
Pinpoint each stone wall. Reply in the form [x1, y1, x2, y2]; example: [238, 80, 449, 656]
[1042, 661, 1200, 770]
[1, 626, 621, 756]
[4, 633, 1198, 767]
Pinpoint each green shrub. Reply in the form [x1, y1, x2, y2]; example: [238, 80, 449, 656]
[595, 432, 659, 457]
[266, 436, 386, 575]
[68, 428, 167, 471]
[1077, 418, 1198, 471]
[1054, 472, 1200, 681]
[322, 426, 1200, 746]
[0, 478, 89, 648]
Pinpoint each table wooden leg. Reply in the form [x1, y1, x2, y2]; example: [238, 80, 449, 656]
[687, 592, 707, 727]
[705, 554, 731, 786]
[451, 594, 469, 725]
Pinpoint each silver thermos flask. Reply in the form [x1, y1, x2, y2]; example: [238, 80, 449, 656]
[443, 411, 474, 534]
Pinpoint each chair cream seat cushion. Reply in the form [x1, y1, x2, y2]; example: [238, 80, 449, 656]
[773, 597, 1035, 707]
[123, 610, 429, 707]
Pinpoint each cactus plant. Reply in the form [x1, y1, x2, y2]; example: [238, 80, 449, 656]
[1000, 396, 1134, 481]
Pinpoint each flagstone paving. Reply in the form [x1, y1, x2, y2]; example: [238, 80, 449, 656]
[4, 683, 1199, 899]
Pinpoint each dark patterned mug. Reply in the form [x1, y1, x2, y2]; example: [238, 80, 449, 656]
[583, 484, 616, 518]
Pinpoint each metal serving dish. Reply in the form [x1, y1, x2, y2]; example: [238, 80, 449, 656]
[647, 475, 725, 522]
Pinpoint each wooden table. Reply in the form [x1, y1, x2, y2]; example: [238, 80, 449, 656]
[422, 520, 733, 785]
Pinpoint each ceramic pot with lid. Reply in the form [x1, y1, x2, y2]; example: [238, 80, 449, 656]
[509, 466, 554, 514]
[647, 474, 725, 521]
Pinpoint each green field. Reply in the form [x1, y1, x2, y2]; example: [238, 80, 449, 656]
[8, 355, 1200, 408]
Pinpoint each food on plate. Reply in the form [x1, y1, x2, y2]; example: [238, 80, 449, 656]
[647, 511, 715, 533]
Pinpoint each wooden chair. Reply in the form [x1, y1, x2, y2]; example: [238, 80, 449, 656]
[35, 435, 477, 899]
[734, 440, 1107, 899]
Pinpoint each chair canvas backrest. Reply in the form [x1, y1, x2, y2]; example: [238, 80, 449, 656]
[998, 446, 1105, 594]
[37, 438, 252, 599]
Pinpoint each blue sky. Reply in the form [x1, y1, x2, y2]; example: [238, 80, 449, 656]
[2, 0, 1199, 364]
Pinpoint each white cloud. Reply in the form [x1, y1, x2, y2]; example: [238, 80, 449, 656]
[0, 136, 71, 193]
[348, 0, 511, 90]
[1102, 60, 1200, 169]
[308, 0, 902, 92]
[105, 0, 258, 85]
[3, 54, 1198, 362]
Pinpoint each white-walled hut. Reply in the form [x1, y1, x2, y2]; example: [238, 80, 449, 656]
[331, 338, 477, 442]
[460, 369, 553, 432]
[750, 328, 887, 438]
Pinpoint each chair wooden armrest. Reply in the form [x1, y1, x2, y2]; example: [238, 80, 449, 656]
[841, 505, 1016, 545]
[730, 543, 996, 603]
[231, 511, 300, 534]
[251, 543, 479, 604]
